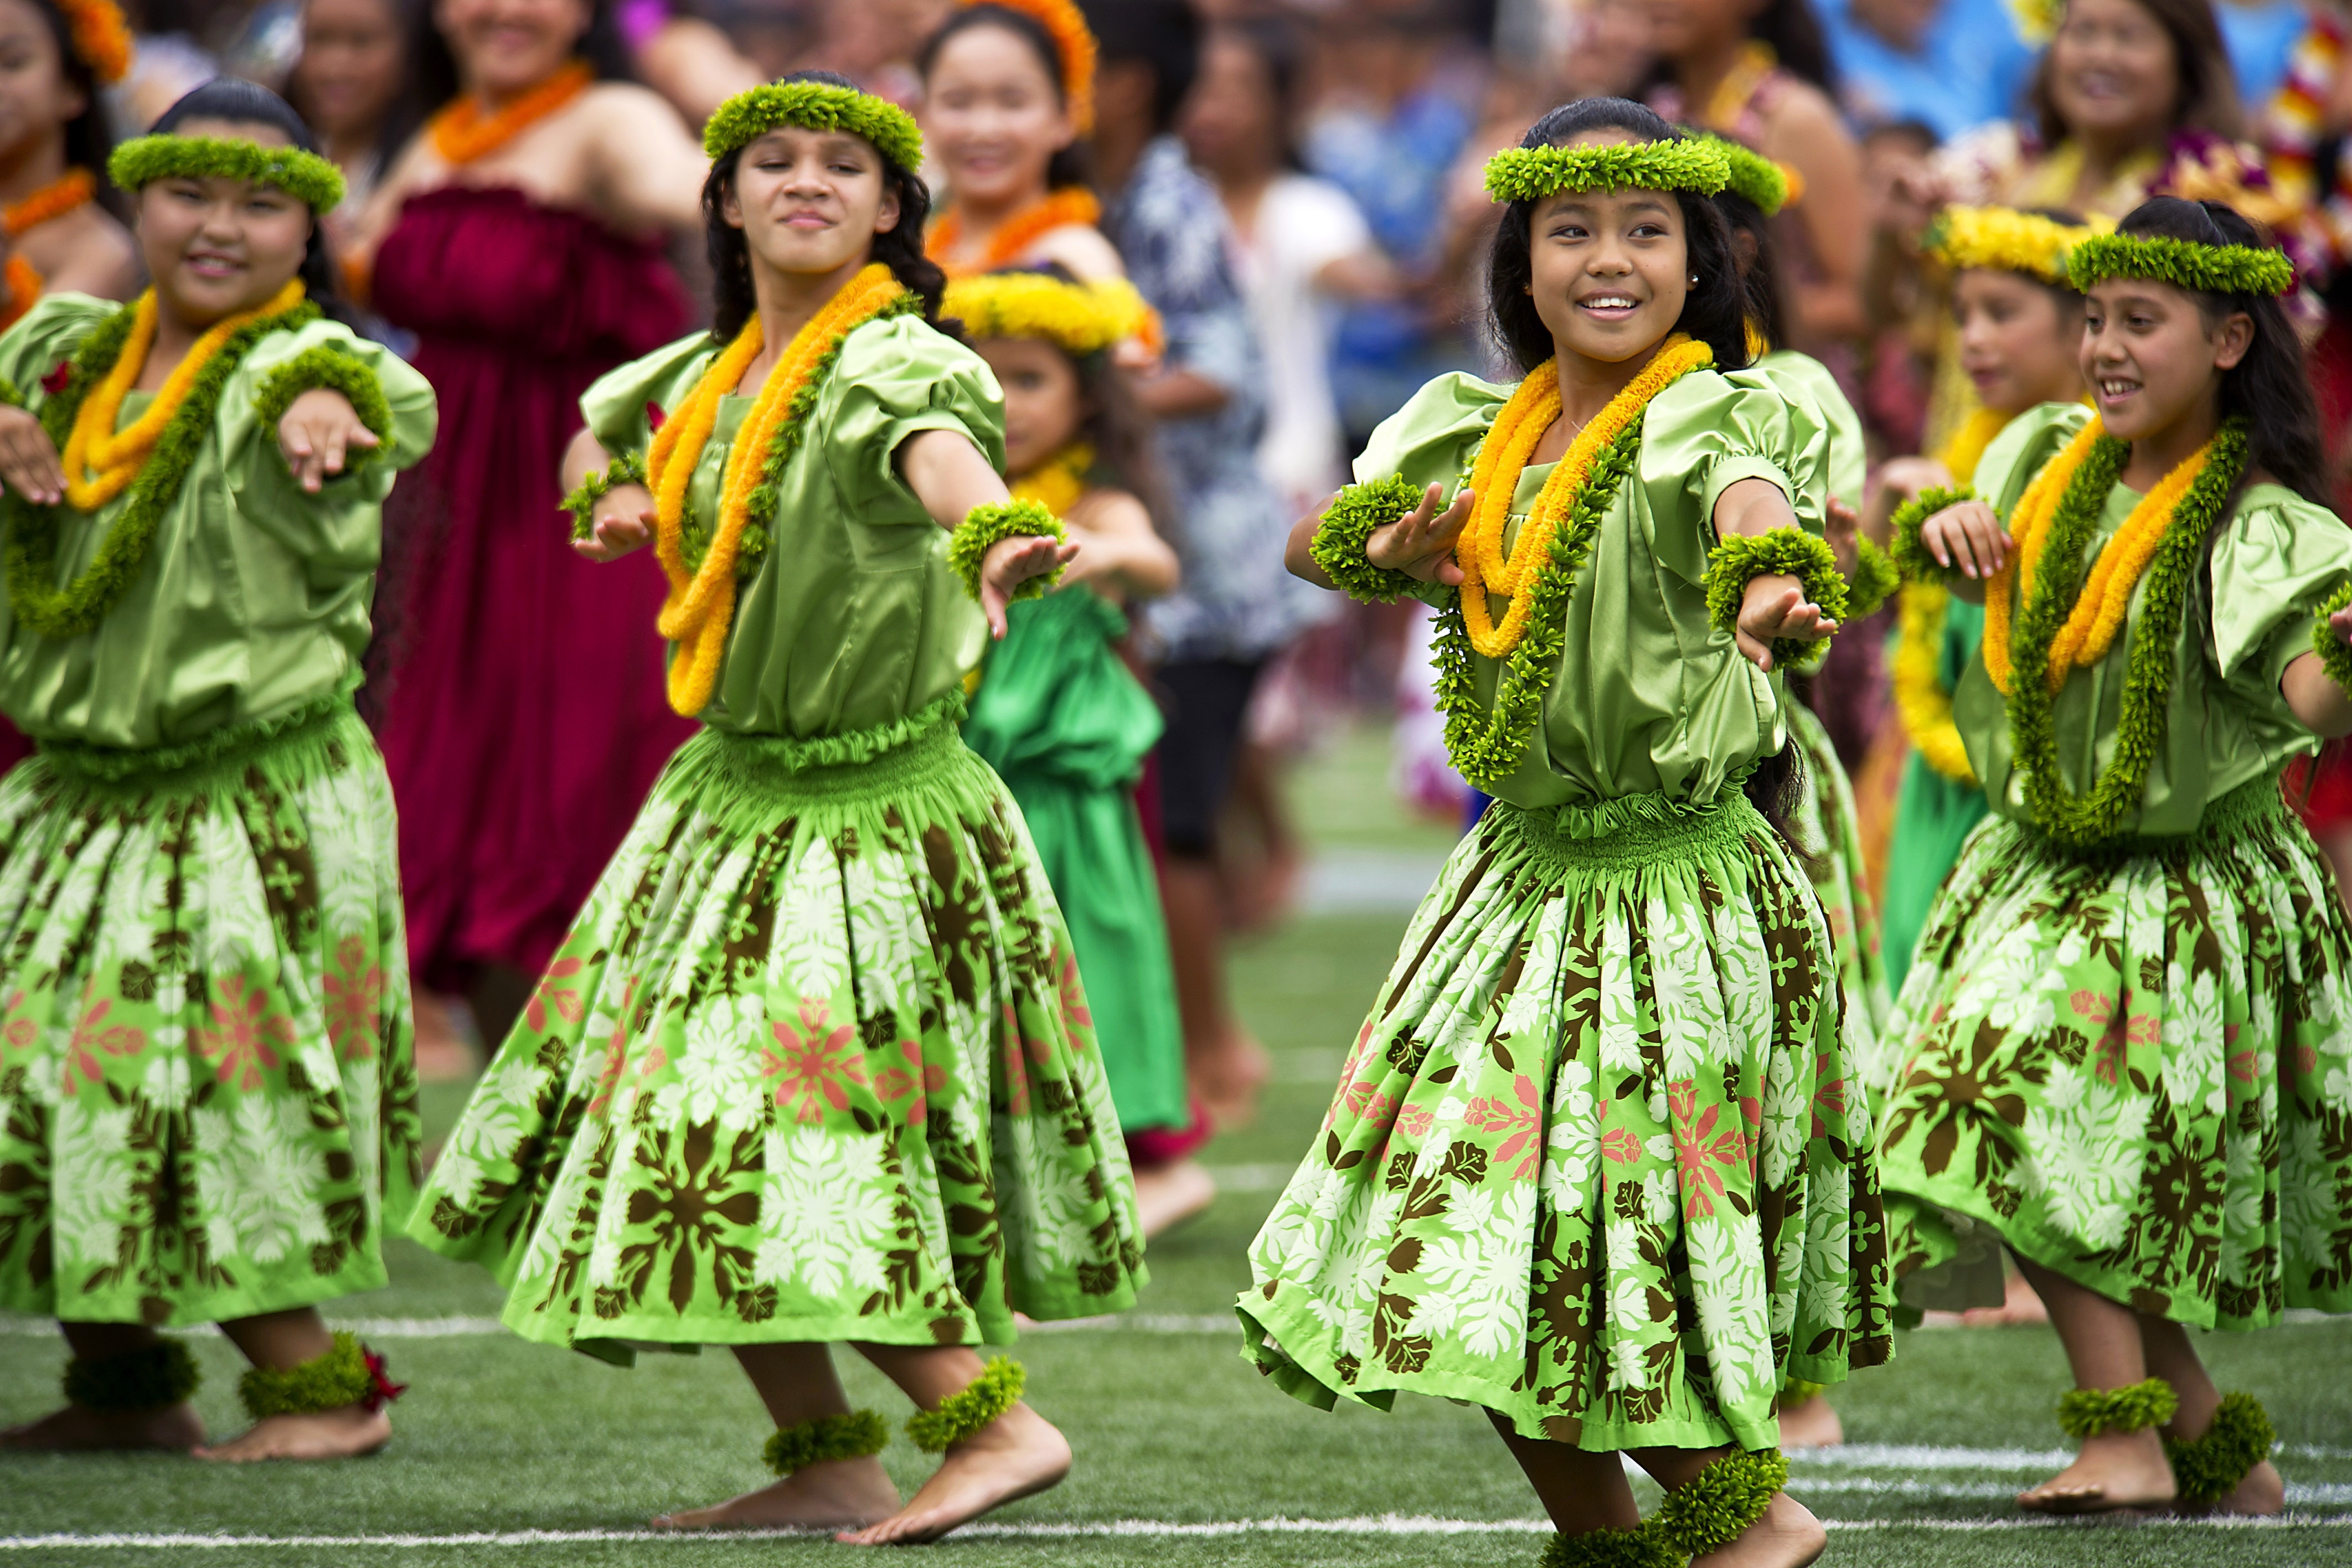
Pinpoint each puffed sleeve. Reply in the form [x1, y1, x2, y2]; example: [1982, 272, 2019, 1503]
[1350, 371, 1507, 501]
[1971, 399, 2092, 519]
[2207, 488, 2352, 718]
[0, 293, 116, 401]
[223, 317, 438, 565]
[1742, 350, 1863, 510]
[580, 331, 719, 460]
[1639, 367, 1829, 585]
[823, 314, 1005, 521]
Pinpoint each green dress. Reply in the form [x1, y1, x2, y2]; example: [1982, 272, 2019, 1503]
[407, 316, 1147, 1357]
[962, 581, 1187, 1136]
[1748, 350, 1892, 1075]
[1239, 367, 1896, 1454]
[1879, 402, 2352, 1327]
[1880, 597, 1988, 993]
[0, 293, 437, 1325]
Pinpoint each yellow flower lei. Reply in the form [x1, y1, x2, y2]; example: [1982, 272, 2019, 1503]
[649, 262, 907, 716]
[1982, 416, 2219, 696]
[942, 272, 1156, 357]
[1891, 406, 2011, 782]
[61, 280, 305, 510]
[1925, 205, 2109, 284]
[1010, 441, 1092, 518]
[1459, 336, 1714, 659]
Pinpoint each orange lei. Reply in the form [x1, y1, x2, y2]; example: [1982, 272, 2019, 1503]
[649, 263, 907, 716]
[1458, 336, 1714, 658]
[1981, 416, 2216, 695]
[427, 60, 594, 166]
[0, 169, 99, 331]
[62, 280, 307, 512]
[927, 187, 1102, 278]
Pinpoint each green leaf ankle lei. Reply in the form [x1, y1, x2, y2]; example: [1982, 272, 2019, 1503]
[238, 1330, 404, 1419]
[562, 451, 649, 542]
[764, 1409, 890, 1475]
[906, 1356, 1024, 1452]
[2056, 1376, 2178, 1438]
[63, 1339, 202, 1412]
[2164, 1391, 2275, 1507]
[1432, 417, 1644, 791]
[5, 294, 321, 639]
[2004, 420, 2246, 851]
[1655, 1448, 1789, 1557]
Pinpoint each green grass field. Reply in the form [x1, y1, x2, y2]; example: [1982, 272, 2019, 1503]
[4, 726, 2350, 1566]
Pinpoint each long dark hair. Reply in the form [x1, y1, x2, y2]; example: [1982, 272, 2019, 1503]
[1714, 188, 1788, 351]
[28, 0, 122, 218]
[917, 3, 1091, 192]
[2030, 0, 2241, 144]
[703, 71, 950, 343]
[408, 0, 633, 132]
[2109, 197, 2328, 507]
[1748, 0, 1837, 94]
[147, 79, 358, 326]
[1487, 98, 1750, 375]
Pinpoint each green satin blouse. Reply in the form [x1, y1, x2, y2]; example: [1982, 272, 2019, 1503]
[1359, 364, 1830, 817]
[1957, 400, 2352, 836]
[581, 314, 1005, 738]
[1752, 349, 1865, 512]
[0, 294, 437, 749]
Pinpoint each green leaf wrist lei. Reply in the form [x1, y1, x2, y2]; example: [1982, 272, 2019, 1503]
[2312, 578, 2352, 698]
[251, 346, 396, 471]
[1845, 535, 1899, 619]
[1310, 475, 1426, 604]
[2067, 233, 2295, 296]
[1483, 138, 1730, 204]
[1704, 526, 1850, 667]
[704, 80, 924, 172]
[109, 135, 346, 211]
[1888, 484, 1979, 586]
[563, 451, 649, 541]
[950, 501, 1065, 605]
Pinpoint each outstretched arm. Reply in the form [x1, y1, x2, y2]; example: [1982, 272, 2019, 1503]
[900, 429, 1080, 637]
[1714, 476, 1839, 673]
[564, 427, 658, 563]
[2289, 604, 2352, 737]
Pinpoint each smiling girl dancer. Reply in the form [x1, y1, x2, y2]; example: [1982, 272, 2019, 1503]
[0, 79, 435, 1461]
[1881, 198, 2352, 1517]
[406, 74, 1144, 1545]
[1247, 98, 1894, 1568]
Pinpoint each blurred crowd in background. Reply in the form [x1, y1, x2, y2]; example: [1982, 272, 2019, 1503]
[34, 0, 2352, 1145]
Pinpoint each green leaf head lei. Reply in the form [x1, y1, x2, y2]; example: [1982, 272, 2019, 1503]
[1484, 137, 1730, 205]
[2067, 231, 2295, 297]
[1695, 133, 1789, 217]
[704, 79, 924, 174]
[109, 135, 346, 212]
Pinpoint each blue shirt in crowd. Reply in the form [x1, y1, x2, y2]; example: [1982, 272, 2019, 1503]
[1820, 0, 2036, 141]
[2218, 0, 2312, 112]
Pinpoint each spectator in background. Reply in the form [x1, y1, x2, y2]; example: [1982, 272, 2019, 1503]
[1818, 0, 2035, 141]
[1300, 1, 1479, 447]
[1645, 0, 1873, 348]
[1180, 17, 1397, 520]
[2219, 0, 2315, 109]
[1084, 0, 1312, 1132]
[0, 0, 139, 310]
[288, 0, 419, 247]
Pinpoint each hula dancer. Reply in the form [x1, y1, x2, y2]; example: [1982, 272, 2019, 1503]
[948, 265, 1210, 1233]
[1882, 197, 2352, 1515]
[1253, 99, 1894, 1567]
[406, 75, 1144, 1544]
[0, 0, 138, 324]
[0, 80, 435, 1461]
[1868, 205, 2095, 991]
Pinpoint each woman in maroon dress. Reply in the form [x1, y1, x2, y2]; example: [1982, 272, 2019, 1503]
[352, 0, 705, 1042]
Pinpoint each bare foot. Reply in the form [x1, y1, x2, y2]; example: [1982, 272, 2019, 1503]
[1133, 1159, 1217, 1237]
[193, 1404, 390, 1462]
[1194, 1030, 1272, 1132]
[1776, 1393, 1843, 1449]
[2016, 1430, 2175, 1514]
[1690, 1492, 1827, 1568]
[652, 1455, 902, 1531]
[836, 1400, 1070, 1545]
[0, 1401, 205, 1452]
[2181, 1458, 2284, 1518]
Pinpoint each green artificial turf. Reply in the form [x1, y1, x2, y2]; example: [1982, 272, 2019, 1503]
[5, 738, 2350, 1565]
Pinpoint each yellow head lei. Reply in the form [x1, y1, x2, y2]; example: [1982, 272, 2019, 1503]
[1926, 205, 2108, 285]
[942, 270, 1155, 356]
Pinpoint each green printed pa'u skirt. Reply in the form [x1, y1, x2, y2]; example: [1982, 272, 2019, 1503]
[1240, 787, 1895, 1453]
[1878, 777, 2352, 1328]
[0, 697, 421, 1325]
[1786, 699, 1892, 1090]
[408, 700, 1147, 1358]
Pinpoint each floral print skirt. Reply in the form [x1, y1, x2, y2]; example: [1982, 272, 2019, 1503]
[1788, 700, 1891, 1091]
[0, 699, 420, 1325]
[407, 711, 1147, 1360]
[1879, 778, 2352, 1329]
[1238, 789, 1895, 1453]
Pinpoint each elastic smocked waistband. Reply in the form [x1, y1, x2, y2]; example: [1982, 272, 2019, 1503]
[1490, 786, 1770, 875]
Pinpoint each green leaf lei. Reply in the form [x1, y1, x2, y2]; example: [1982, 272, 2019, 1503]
[677, 290, 924, 579]
[1703, 526, 1849, 668]
[1309, 474, 1425, 603]
[2067, 233, 2294, 297]
[1846, 535, 1900, 618]
[1887, 484, 1978, 585]
[562, 451, 648, 541]
[4, 295, 322, 640]
[703, 80, 924, 172]
[2003, 417, 2248, 851]
[1483, 140, 1729, 204]
[2312, 577, 2352, 697]
[948, 499, 1065, 603]
[250, 345, 396, 471]
[109, 136, 346, 212]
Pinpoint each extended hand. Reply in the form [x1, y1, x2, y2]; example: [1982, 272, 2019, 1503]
[1920, 498, 2011, 579]
[1365, 481, 1474, 585]
[0, 405, 61, 506]
[981, 534, 1081, 638]
[575, 483, 658, 562]
[2332, 601, 2352, 651]
[1825, 497, 1860, 580]
[1737, 574, 1838, 673]
[278, 387, 380, 493]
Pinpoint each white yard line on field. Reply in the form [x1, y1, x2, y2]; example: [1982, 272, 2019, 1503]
[6, 1515, 2352, 1550]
